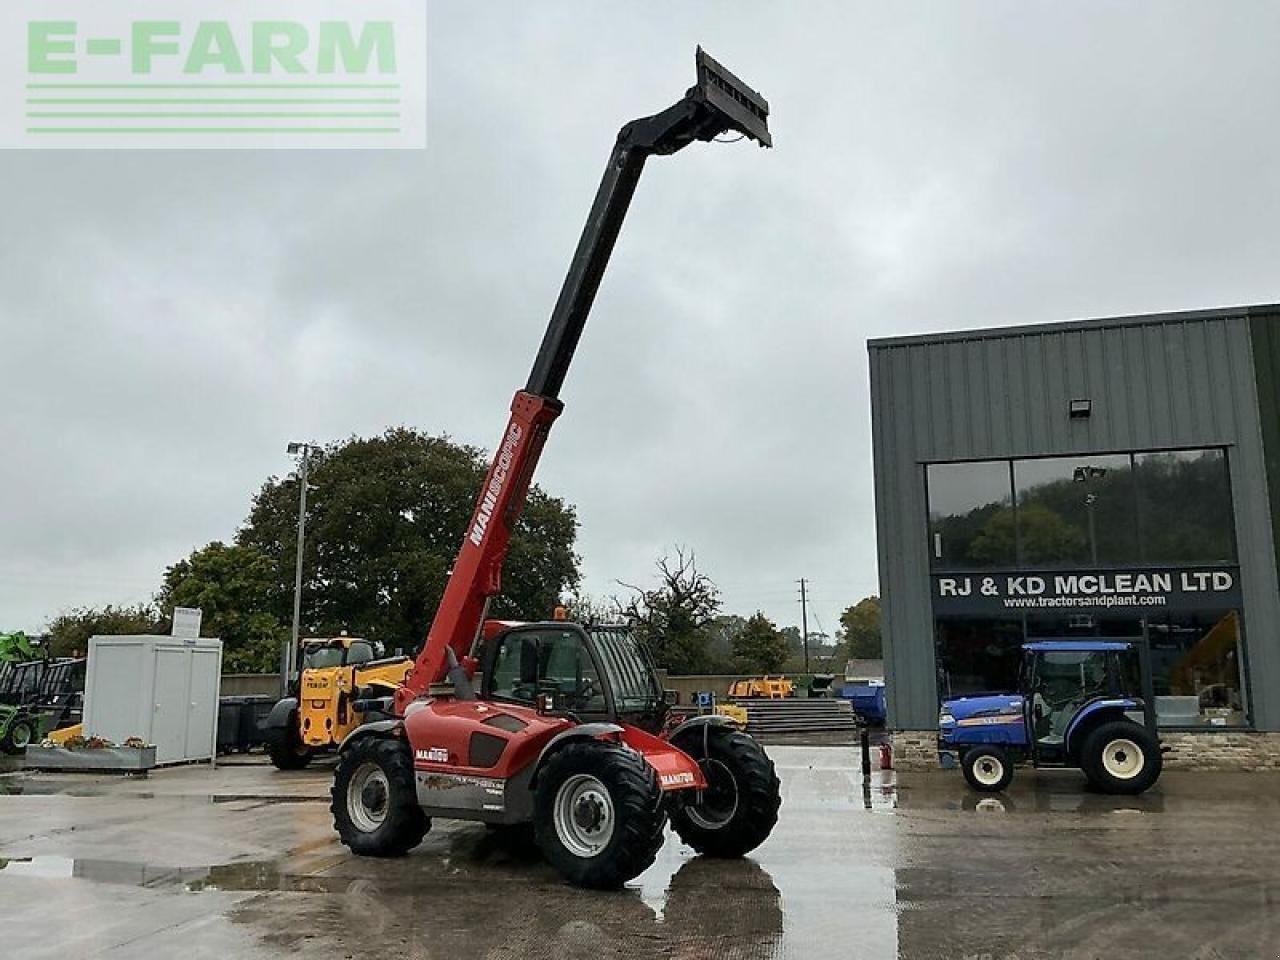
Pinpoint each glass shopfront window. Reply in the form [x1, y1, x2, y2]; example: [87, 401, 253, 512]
[926, 461, 1015, 570]
[1014, 454, 1139, 567]
[1147, 609, 1246, 727]
[935, 617, 1024, 697]
[928, 447, 1235, 571]
[1134, 449, 1236, 564]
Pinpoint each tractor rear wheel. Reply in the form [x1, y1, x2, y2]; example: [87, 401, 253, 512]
[668, 727, 781, 858]
[533, 742, 666, 889]
[1081, 720, 1162, 795]
[332, 737, 430, 857]
[962, 745, 1014, 792]
[267, 718, 314, 770]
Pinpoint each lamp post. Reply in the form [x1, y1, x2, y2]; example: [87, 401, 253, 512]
[1072, 465, 1107, 568]
[283, 442, 313, 695]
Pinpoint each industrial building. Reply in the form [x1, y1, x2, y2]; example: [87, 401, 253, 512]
[869, 304, 1280, 765]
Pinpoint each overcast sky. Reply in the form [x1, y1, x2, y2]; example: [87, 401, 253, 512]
[3, 2, 1279, 640]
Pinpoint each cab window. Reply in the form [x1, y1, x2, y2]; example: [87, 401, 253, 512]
[345, 641, 375, 666]
[489, 629, 606, 714]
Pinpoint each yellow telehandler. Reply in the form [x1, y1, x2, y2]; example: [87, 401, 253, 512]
[262, 636, 411, 770]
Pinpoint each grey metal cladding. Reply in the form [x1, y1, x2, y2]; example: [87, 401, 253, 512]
[868, 305, 1280, 731]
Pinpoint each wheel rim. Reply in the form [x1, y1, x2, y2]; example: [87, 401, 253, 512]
[973, 754, 1005, 787]
[553, 774, 615, 858]
[347, 761, 391, 833]
[1102, 738, 1145, 780]
[12, 724, 31, 749]
[687, 758, 740, 830]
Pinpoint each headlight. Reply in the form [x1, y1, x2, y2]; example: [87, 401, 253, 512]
[938, 712, 956, 726]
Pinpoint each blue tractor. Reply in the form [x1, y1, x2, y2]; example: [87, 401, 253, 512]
[938, 640, 1163, 795]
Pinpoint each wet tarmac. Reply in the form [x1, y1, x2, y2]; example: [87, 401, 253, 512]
[2, 747, 1278, 958]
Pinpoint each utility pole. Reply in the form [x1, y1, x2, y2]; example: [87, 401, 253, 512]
[283, 442, 313, 696]
[797, 578, 810, 673]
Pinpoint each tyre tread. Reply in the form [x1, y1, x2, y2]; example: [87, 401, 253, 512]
[669, 728, 781, 858]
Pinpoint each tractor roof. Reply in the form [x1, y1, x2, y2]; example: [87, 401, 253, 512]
[1023, 640, 1133, 653]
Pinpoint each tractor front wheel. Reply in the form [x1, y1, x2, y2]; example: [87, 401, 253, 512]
[533, 742, 666, 889]
[1081, 720, 1162, 795]
[962, 745, 1014, 792]
[668, 727, 781, 858]
[331, 737, 430, 857]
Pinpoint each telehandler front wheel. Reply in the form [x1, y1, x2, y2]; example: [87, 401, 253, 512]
[267, 719, 314, 771]
[668, 727, 781, 857]
[1, 715, 35, 754]
[533, 742, 666, 889]
[331, 737, 429, 857]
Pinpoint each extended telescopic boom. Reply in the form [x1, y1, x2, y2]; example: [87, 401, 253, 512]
[396, 50, 771, 710]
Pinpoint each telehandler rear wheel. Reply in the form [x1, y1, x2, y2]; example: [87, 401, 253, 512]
[533, 742, 666, 889]
[668, 727, 781, 857]
[332, 737, 429, 857]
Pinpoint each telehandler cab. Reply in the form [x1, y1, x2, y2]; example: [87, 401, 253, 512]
[330, 49, 782, 888]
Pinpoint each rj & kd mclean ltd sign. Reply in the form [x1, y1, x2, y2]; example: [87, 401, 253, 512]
[932, 568, 1242, 615]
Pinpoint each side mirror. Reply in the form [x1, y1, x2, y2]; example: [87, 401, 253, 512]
[663, 689, 679, 706]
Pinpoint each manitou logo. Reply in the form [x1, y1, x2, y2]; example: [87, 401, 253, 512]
[415, 747, 449, 763]
[468, 422, 523, 547]
[660, 771, 696, 788]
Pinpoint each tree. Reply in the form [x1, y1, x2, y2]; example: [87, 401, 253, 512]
[157, 542, 289, 673]
[733, 612, 789, 674]
[45, 604, 164, 659]
[234, 428, 580, 654]
[616, 548, 721, 674]
[838, 595, 882, 660]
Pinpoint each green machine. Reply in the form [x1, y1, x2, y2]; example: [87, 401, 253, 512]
[0, 634, 85, 753]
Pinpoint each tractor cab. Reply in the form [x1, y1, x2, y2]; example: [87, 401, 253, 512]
[1021, 641, 1142, 765]
[477, 621, 669, 733]
[940, 639, 1162, 795]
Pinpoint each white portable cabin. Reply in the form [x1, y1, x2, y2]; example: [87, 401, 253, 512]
[84, 635, 223, 765]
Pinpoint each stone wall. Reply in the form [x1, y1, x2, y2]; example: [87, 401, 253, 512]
[889, 729, 1280, 771]
[1159, 731, 1280, 770]
[889, 730, 940, 770]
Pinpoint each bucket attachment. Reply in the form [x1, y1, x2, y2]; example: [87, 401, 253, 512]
[695, 47, 772, 147]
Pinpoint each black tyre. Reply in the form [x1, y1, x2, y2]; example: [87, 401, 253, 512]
[962, 745, 1014, 792]
[1081, 720, 1162, 795]
[533, 742, 666, 889]
[267, 718, 314, 770]
[1, 716, 35, 755]
[331, 737, 430, 857]
[668, 726, 781, 858]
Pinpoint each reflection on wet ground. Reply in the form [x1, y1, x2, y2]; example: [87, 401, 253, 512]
[3, 749, 1279, 959]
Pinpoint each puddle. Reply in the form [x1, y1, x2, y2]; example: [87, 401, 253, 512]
[0, 854, 347, 893]
[0, 781, 324, 804]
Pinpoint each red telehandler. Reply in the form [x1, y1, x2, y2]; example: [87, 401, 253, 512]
[330, 50, 781, 889]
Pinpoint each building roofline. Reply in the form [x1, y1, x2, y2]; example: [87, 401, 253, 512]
[867, 302, 1280, 351]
